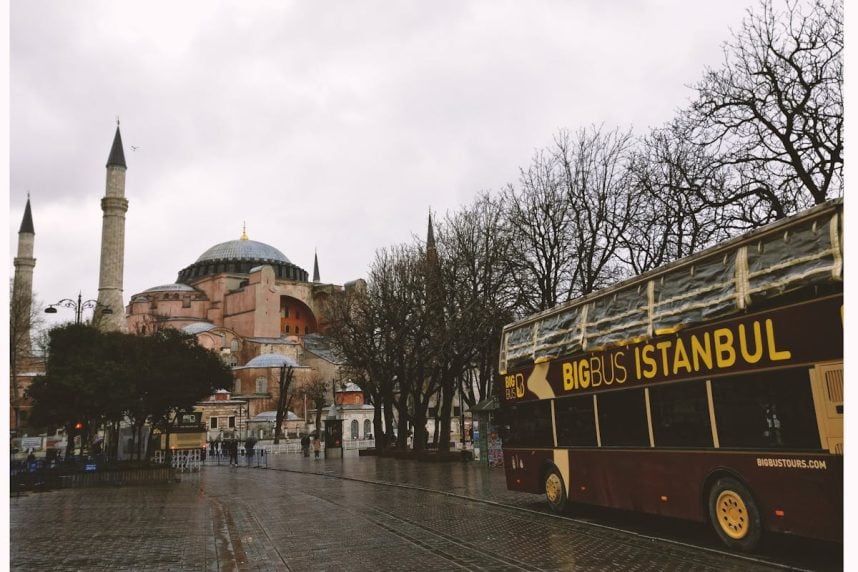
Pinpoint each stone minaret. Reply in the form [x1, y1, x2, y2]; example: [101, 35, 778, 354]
[13, 195, 36, 354]
[93, 124, 129, 332]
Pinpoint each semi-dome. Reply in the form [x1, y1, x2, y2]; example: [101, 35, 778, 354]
[182, 322, 216, 335]
[236, 353, 302, 369]
[176, 233, 308, 285]
[252, 410, 301, 422]
[143, 283, 197, 293]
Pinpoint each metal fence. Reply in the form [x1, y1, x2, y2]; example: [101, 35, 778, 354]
[153, 449, 206, 472]
[202, 448, 269, 468]
[10, 460, 64, 494]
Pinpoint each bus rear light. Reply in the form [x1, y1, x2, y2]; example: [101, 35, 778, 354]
[775, 510, 785, 517]
[660, 496, 668, 502]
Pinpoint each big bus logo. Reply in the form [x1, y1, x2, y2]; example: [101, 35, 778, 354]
[504, 373, 526, 399]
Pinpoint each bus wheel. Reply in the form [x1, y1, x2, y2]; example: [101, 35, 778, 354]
[544, 467, 567, 514]
[707, 477, 761, 552]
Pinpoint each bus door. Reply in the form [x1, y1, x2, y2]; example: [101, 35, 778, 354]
[810, 362, 843, 454]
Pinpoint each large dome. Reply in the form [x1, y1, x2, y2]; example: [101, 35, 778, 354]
[196, 239, 291, 264]
[176, 236, 308, 285]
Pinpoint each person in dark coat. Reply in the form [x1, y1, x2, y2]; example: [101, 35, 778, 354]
[244, 436, 257, 466]
[301, 434, 311, 457]
[228, 438, 239, 466]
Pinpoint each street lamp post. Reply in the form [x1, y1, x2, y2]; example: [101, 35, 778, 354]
[45, 292, 112, 324]
[234, 400, 248, 441]
[236, 405, 243, 441]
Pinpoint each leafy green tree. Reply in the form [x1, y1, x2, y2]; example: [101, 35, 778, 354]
[136, 329, 232, 461]
[27, 324, 232, 462]
[27, 324, 128, 459]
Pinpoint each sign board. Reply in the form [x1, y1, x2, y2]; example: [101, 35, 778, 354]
[21, 437, 42, 449]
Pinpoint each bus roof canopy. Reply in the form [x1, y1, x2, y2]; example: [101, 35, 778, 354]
[501, 199, 843, 374]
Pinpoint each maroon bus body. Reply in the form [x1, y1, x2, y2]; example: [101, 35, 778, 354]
[503, 447, 842, 542]
[499, 295, 843, 543]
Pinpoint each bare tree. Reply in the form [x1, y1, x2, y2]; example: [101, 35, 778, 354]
[9, 282, 44, 431]
[297, 372, 329, 436]
[502, 150, 575, 313]
[324, 282, 397, 450]
[621, 125, 732, 274]
[684, 0, 842, 227]
[436, 194, 516, 425]
[554, 126, 636, 295]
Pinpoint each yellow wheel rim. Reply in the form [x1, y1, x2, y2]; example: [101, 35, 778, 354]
[546, 473, 563, 504]
[716, 490, 749, 540]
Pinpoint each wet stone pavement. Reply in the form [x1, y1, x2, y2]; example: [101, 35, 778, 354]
[9, 454, 834, 571]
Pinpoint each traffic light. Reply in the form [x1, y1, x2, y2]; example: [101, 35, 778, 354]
[74, 422, 84, 431]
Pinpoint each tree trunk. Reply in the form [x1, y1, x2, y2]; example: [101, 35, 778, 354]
[438, 372, 455, 452]
[274, 367, 293, 444]
[64, 423, 75, 461]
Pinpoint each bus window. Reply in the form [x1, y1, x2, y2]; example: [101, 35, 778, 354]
[597, 389, 649, 447]
[555, 395, 597, 447]
[501, 401, 553, 448]
[649, 381, 713, 448]
[712, 369, 821, 450]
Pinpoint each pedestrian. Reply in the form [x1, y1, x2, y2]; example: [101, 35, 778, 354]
[229, 438, 239, 466]
[244, 436, 257, 466]
[301, 433, 310, 457]
[312, 434, 321, 460]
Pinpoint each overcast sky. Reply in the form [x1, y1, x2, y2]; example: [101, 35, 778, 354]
[9, 1, 765, 328]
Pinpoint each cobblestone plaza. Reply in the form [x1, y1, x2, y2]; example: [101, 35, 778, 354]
[9, 455, 841, 571]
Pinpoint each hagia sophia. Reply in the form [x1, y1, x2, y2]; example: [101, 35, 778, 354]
[11, 125, 373, 444]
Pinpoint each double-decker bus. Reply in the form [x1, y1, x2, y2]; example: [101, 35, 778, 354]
[497, 200, 843, 551]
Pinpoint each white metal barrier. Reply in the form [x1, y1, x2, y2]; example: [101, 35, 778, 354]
[258, 442, 303, 455]
[154, 449, 203, 472]
[342, 439, 376, 451]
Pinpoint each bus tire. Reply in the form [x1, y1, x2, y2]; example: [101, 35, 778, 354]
[544, 467, 567, 514]
[707, 477, 761, 552]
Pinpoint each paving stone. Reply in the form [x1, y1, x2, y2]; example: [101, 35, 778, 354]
[9, 455, 829, 571]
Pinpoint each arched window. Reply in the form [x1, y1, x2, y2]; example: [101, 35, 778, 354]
[234, 379, 241, 394]
[351, 420, 359, 439]
[364, 420, 371, 437]
[231, 339, 239, 353]
[255, 376, 268, 394]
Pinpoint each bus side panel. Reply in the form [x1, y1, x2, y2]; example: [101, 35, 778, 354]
[564, 449, 842, 542]
[716, 452, 842, 541]
[503, 449, 554, 494]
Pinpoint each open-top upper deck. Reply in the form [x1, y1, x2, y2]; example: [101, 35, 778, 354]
[500, 200, 843, 375]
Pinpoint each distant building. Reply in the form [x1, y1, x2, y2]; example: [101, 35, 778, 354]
[126, 229, 364, 436]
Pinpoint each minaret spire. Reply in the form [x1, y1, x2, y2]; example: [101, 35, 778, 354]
[106, 123, 127, 168]
[426, 210, 436, 251]
[94, 123, 129, 332]
[13, 195, 37, 354]
[18, 194, 35, 234]
[312, 249, 320, 282]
